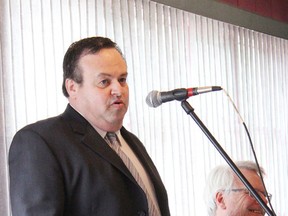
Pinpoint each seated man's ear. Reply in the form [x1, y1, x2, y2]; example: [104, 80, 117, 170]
[215, 191, 227, 210]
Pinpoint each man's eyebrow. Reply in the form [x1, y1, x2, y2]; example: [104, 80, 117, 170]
[96, 73, 111, 77]
[96, 72, 128, 77]
[119, 72, 128, 76]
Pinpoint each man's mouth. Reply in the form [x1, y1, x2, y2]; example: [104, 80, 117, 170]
[112, 100, 123, 105]
[113, 101, 122, 104]
[110, 100, 125, 108]
[248, 208, 265, 215]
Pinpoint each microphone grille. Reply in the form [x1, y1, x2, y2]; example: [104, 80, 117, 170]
[145, 90, 161, 108]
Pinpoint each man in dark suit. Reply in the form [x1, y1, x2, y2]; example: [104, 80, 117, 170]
[9, 36, 170, 216]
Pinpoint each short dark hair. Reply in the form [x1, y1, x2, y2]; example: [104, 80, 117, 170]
[62, 36, 124, 97]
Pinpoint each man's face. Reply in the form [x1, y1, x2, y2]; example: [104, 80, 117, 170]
[67, 48, 129, 132]
[216, 169, 268, 216]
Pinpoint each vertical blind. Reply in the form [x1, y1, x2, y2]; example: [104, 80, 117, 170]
[1, 0, 287, 215]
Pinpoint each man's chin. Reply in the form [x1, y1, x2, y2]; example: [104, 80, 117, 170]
[108, 118, 124, 130]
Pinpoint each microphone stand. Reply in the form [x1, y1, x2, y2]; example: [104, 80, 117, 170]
[181, 100, 275, 216]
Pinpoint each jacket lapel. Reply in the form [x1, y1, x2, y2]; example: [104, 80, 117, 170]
[82, 126, 135, 179]
[61, 104, 138, 184]
[120, 127, 160, 182]
[120, 127, 168, 214]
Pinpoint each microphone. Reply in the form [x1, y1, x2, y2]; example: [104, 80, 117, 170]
[146, 86, 222, 108]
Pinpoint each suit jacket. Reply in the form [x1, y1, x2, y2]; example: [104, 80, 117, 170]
[9, 104, 170, 216]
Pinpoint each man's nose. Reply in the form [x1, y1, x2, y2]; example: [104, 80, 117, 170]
[111, 80, 123, 96]
[257, 192, 268, 204]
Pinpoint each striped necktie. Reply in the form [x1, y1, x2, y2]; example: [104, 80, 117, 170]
[105, 132, 161, 216]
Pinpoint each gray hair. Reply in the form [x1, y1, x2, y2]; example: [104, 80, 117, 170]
[204, 161, 265, 216]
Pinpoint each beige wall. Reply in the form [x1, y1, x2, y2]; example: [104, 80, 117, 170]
[152, 0, 288, 40]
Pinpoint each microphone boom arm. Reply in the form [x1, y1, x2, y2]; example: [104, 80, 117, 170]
[181, 100, 275, 216]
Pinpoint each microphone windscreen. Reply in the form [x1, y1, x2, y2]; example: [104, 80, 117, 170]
[145, 90, 161, 108]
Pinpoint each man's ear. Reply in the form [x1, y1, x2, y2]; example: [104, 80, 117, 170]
[65, 79, 78, 98]
[215, 191, 227, 209]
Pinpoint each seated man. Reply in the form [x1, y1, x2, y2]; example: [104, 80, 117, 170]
[204, 160, 272, 216]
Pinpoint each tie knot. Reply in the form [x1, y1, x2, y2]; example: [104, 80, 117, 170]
[106, 132, 120, 146]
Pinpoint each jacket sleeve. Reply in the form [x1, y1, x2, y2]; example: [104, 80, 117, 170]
[9, 129, 65, 216]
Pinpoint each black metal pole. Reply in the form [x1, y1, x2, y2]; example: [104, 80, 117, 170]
[181, 100, 275, 216]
